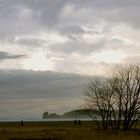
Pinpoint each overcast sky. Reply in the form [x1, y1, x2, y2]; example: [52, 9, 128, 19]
[0, 0, 140, 120]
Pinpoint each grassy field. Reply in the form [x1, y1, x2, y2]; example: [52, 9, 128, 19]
[0, 121, 140, 140]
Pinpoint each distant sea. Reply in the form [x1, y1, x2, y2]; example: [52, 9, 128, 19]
[0, 118, 94, 122]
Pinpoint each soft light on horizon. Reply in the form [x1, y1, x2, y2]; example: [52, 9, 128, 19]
[94, 50, 126, 63]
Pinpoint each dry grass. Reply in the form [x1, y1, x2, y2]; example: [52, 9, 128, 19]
[0, 121, 140, 140]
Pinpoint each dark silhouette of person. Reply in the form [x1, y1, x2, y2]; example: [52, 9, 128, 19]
[74, 120, 77, 125]
[78, 120, 81, 125]
[21, 120, 24, 126]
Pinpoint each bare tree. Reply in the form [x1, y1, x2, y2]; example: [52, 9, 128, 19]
[84, 65, 140, 130]
[113, 65, 140, 130]
[84, 80, 114, 129]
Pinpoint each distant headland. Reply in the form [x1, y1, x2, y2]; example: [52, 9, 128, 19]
[42, 109, 99, 119]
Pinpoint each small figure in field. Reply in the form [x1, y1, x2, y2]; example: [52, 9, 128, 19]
[74, 120, 77, 125]
[78, 120, 81, 125]
[21, 120, 24, 126]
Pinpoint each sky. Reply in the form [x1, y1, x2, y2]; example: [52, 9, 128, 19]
[0, 0, 140, 120]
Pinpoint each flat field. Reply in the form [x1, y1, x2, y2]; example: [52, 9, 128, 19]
[0, 121, 140, 140]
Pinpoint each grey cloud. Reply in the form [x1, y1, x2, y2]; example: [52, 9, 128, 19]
[66, 0, 140, 28]
[0, 70, 98, 100]
[1, 0, 140, 35]
[0, 0, 138, 72]
[0, 0, 140, 43]
[70, 0, 140, 10]
[0, 51, 26, 60]
[110, 38, 124, 44]
[48, 35, 124, 55]
[0, 0, 68, 44]
[0, 0, 66, 27]
[0, 69, 102, 120]
[60, 25, 85, 35]
[15, 38, 47, 47]
[24, 0, 67, 26]
[83, 1, 140, 28]
[0, 0, 64, 38]
[119, 7, 140, 28]
[49, 39, 106, 55]
[58, 24, 85, 40]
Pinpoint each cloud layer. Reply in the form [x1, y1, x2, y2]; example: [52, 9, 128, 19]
[0, 70, 98, 120]
[0, 0, 140, 74]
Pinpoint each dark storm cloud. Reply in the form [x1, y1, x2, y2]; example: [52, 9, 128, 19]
[0, 70, 99, 100]
[0, 51, 25, 60]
